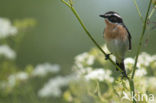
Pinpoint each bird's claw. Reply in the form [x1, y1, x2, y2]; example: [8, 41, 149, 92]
[105, 53, 112, 60]
[121, 72, 128, 79]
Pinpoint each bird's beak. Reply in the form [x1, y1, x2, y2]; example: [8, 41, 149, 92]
[99, 14, 107, 18]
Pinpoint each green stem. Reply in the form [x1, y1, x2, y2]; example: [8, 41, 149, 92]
[96, 81, 105, 102]
[130, 1, 152, 103]
[132, 0, 144, 22]
[61, 0, 123, 73]
[128, 79, 136, 103]
[148, 7, 155, 19]
[131, 0, 152, 79]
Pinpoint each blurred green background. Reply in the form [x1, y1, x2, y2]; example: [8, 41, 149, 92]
[0, 0, 156, 103]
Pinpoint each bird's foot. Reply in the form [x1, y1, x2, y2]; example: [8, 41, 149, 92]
[116, 63, 119, 71]
[105, 53, 112, 60]
[121, 72, 128, 79]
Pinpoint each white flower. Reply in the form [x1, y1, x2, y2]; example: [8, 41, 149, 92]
[76, 67, 92, 77]
[38, 75, 74, 97]
[7, 72, 28, 88]
[87, 55, 95, 65]
[124, 57, 135, 69]
[125, 53, 156, 69]
[135, 68, 147, 77]
[85, 69, 104, 81]
[8, 75, 16, 88]
[0, 18, 17, 38]
[32, 63, 60, 77]
[85, 68, 114, 82]
[16, 72, 28, 80]
[125, 57, 135, 65]
[0, 45, 16, 59]
[75, 52, 88, 63]
[152, 55, 156, 61]
[75, 62, 83, 69]
[138, 52, 156, 66]
[75, 52, 95, 66]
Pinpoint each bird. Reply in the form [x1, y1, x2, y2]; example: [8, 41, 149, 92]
[99, 11, 132, 78]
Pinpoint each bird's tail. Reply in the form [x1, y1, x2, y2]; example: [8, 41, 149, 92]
[116, 60, 127, 77]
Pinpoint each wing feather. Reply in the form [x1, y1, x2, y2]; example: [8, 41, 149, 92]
[122, 24, 132, 50]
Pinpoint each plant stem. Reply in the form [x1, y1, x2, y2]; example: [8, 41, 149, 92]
[131, 0, 152, 79]
[148, 7, 155, 19]
[61, 0, 123, 72]
[128, 79, 136, 103]
[96, 81, 105, 102]
[130, 0, 152, 103]
[132, 0, 144, 22]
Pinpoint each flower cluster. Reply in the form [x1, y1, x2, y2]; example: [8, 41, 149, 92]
[0, 18, 17, 39]
[0, 63, 61, 93]
[74, 45, 115, 83]
[64, 45, 156, 103]
[32, 63, 60, 77]
[0, 45, 16, 59]
[1, 72, 29, 89]
[84, 68, 114, 82]
[0, 17, 17, 60]
[38, 75, 74, 97]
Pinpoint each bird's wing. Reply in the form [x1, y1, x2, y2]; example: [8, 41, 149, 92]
[122, 24, 132, 50]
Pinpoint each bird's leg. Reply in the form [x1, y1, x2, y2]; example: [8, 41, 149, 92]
[116, 63, 119, 71]
[105, 53, 112, 60]
[121, 71, 128, 79]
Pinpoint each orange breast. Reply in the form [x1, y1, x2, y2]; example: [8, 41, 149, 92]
[104, 20, 127, 41]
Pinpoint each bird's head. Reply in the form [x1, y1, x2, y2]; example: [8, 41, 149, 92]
[100, 11, 123, 25]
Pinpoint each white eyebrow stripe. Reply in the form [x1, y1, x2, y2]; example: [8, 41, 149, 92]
[105, 13, 121, 18]
[113, 14, 121, 18]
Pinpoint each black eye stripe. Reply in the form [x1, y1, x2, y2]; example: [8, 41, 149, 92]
[103, 11, 123, 23]
[110, 16, 119, 19]
[108, 16, 122, 23]
[109, 17, 118, 22]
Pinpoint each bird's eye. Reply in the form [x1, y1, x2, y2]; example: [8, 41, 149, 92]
[109, 17, 117, 22]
